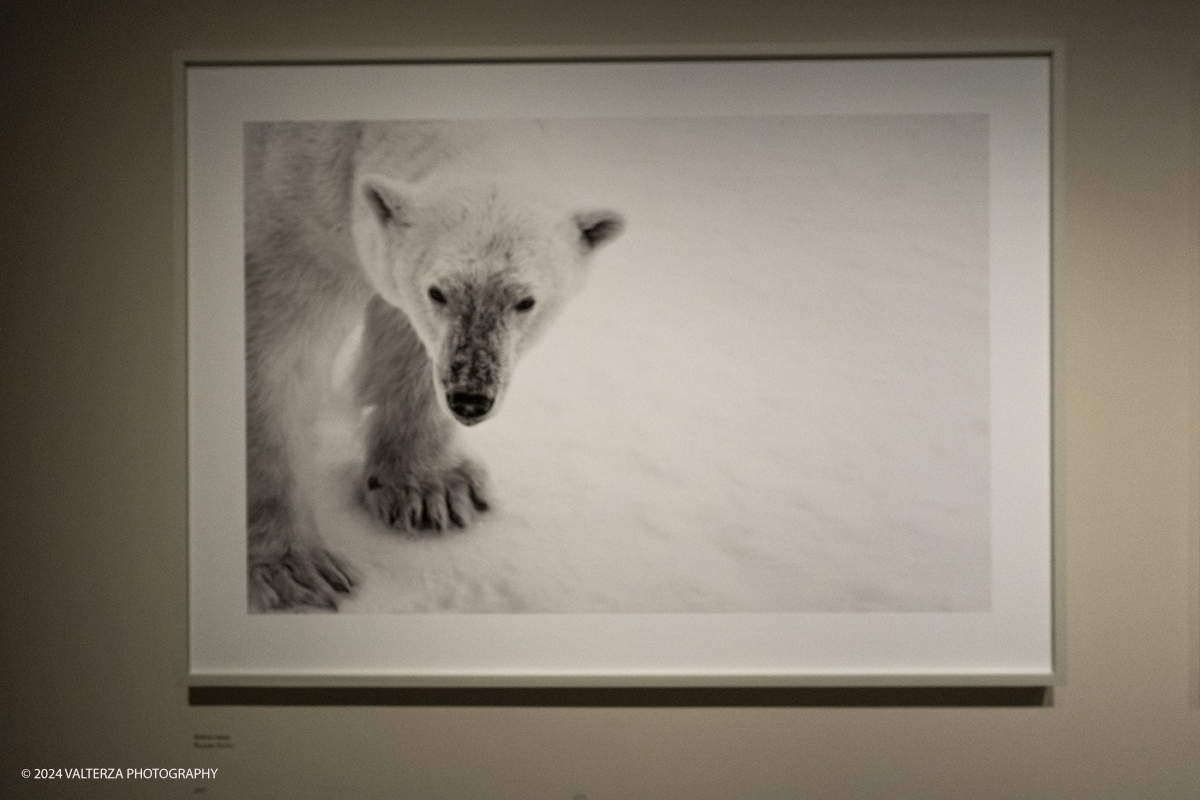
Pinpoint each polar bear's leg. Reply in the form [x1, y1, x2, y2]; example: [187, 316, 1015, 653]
[357, 296, 492, 532]
[246, 325, 357, 611]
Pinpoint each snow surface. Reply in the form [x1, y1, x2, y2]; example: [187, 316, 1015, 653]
[304, 114, 990, 613]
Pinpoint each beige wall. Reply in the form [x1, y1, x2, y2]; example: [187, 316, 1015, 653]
[1, 0, 1197, 797]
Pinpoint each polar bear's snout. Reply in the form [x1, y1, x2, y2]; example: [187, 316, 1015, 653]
[448, 391, 494, 423]
[435, 288, 513, 425]
[442, 347, 502, 424]
[440, 342, 505, 425]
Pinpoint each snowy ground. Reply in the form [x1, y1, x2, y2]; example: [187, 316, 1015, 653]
[303, 114, 991, 613]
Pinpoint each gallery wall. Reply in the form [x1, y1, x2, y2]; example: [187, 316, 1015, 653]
[1, 0, 1197, 797]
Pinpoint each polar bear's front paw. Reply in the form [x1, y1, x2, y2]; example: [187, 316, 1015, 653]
[364, 458, 491, 532]
[249, 545, 357, 612]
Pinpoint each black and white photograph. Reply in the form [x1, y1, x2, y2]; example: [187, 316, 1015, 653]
[244, 114, 990, 615]
[187, 54, 1054, 683]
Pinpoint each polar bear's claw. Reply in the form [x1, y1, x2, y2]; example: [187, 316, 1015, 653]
[364, 458, 492, 534]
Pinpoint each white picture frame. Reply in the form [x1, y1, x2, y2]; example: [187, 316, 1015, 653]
[183, 44, 1059, 687]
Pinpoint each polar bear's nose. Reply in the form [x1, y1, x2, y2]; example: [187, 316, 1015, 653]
[448, 392, 494, 422]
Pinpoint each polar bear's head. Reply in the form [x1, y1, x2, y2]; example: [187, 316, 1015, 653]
[352, 174, 624, 425]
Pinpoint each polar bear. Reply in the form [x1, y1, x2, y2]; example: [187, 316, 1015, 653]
[244, 121, 624, 611]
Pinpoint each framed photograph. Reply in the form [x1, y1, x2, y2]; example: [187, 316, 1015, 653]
[184, 44, 1058, 686]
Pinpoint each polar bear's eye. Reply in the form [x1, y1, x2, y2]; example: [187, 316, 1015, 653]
[428, 287, 447, 305]
[514, 297, 536, 312]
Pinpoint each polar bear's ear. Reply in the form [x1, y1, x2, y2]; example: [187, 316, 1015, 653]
[358, 175, 414, 231]
[352, 174, 418, 307]
[573, 210, 625, 252]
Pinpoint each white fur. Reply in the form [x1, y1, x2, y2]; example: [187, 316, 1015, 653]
[245, 121, 622, 611]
